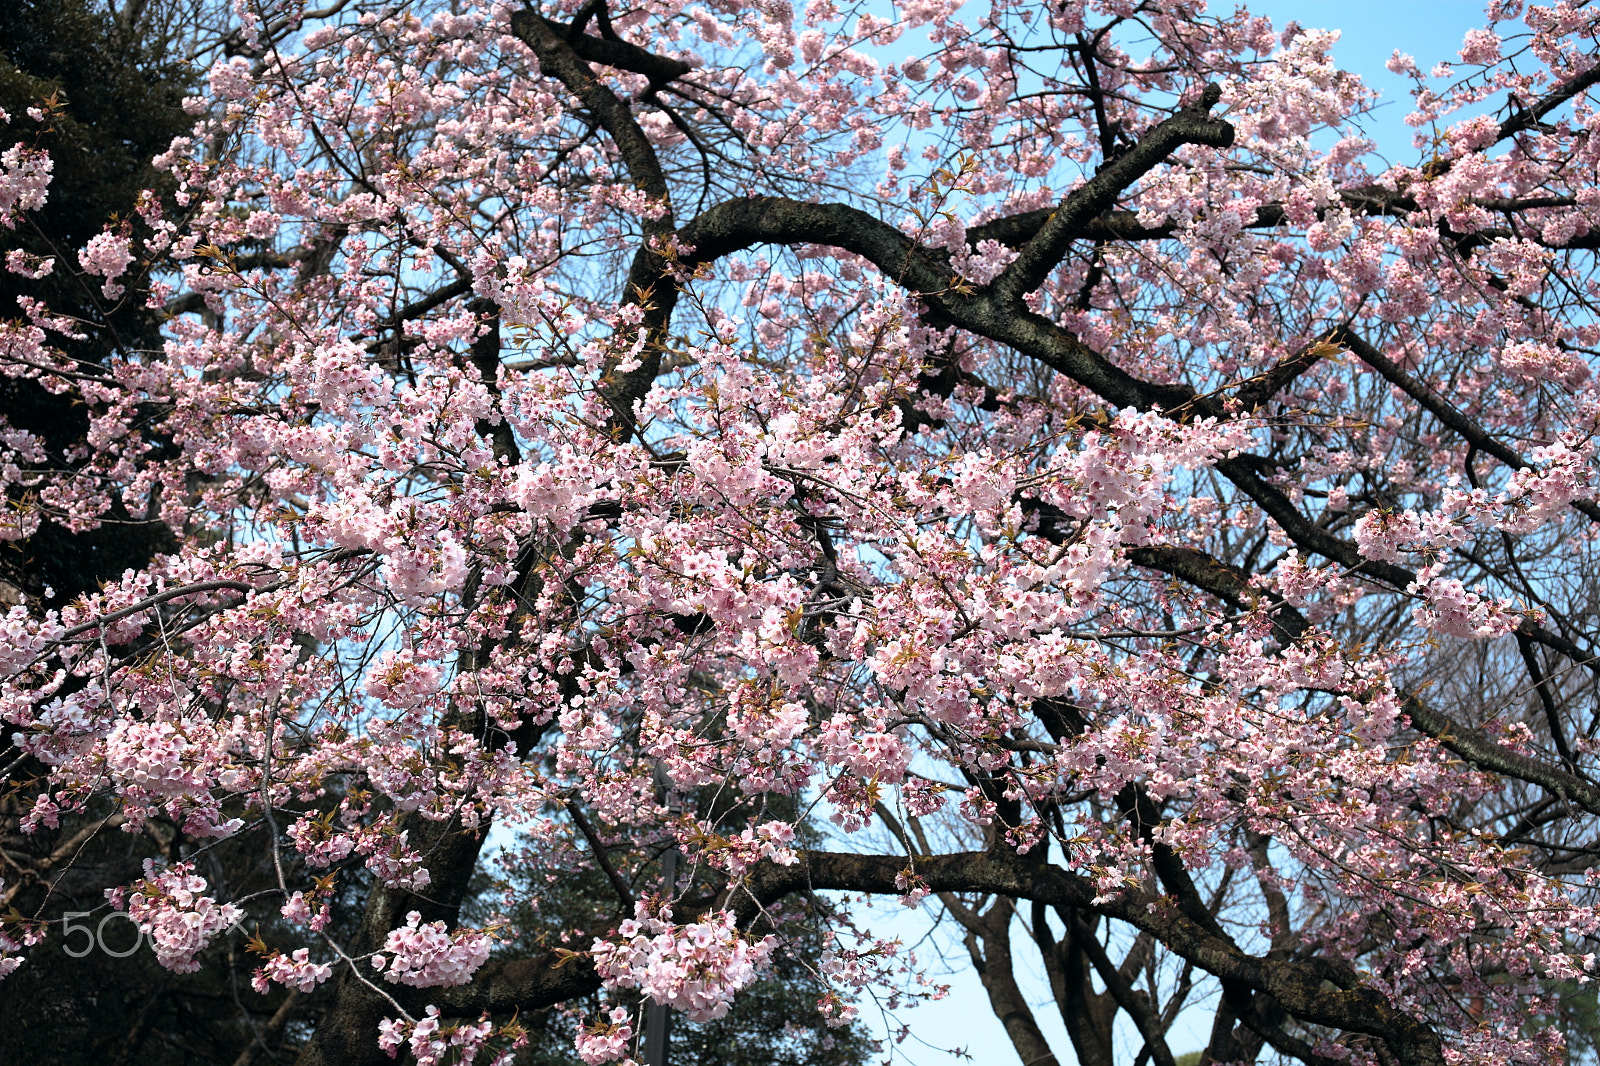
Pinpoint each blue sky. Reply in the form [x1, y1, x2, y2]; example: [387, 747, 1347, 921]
[1250, 0, 1491, 161]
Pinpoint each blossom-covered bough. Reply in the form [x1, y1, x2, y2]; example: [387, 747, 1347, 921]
[4, 1, 1600, 1064]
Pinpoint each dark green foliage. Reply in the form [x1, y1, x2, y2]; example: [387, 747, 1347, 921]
[0, 808, 371, 1066]
[476, 791, 877, 1066]
[0, 0, 192, 351]
[487, 863, 876, 1066]
[0, 0, 192, 608]
[0, 7, 230, 1063]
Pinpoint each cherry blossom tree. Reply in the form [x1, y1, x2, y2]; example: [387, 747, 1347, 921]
[5, 1, 1600, 1065]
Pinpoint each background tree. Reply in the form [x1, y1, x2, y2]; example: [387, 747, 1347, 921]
[478, 789, 877, 1066]
[0, 7, 362, 1064]
[2, 3, 1600, 1066]
[0, 0, 195, 606]
[0, 2, 220, 1061]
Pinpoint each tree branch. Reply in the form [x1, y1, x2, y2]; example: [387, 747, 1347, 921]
[989, 84, 1234, 304]
[1497, 62, 1600, 141]
[509, 10, 678, 439]
[1331, 327, 1600, 524]
[540, 14, 694, 86]
[956, 900, 1064, 1066]
[740, 850, 1446, 1066]
[1404, 695, 1600, 815]
[1073, 912, 1179, 1066]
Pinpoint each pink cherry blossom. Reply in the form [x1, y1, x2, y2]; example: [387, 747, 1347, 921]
[370, 911, 493, 988]
[2, 2, 1600, 1063]
[123, 861, 243, 974]
[575, 1007, 635, 1065]
[78, 231, 134, 298]
[0, 141, 50, 226]
[253, 947, 333, 993]
[592, 904, 777, 1022]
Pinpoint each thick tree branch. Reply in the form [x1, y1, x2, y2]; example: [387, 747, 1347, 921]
[1233, 990, 1340, 1066]
[742, 850, 1446, 1066]
[1125, 541, 1308, 645]
[510, 12, 670, 209]
[989, 83, 1234, 304]
[1233, 336, 1342, 413]
[675, 196, 955, 298]
[434, 949, 603, 1016]
[1516, 632, 1578, 769]
[1497, 62, 1600, 141]
[1404, 695, 1600, 814]
[425, 848, 1442, 1066]
[965, 183, 1417, 250]
[510, 9, 678, 438]
[1332, 327, 1600, 524]
[671, 196, 1203, 413]
[566, 799, 637, 909]
[360, 277, 475, 352]
[540, 14, 693, 86]
[464, 298, 521, 465]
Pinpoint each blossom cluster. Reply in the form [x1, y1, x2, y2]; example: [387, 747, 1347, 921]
[574, 1006, 635, 1066]
[591, 904, 776, 1023]
[370, 911, 493, 988]
[377, 1005, 525, 1066]
[78, 231, 134, 298]
[0, 141, 50, 226]
[252, 947, 333, 993]
[121, 861, 243, 973]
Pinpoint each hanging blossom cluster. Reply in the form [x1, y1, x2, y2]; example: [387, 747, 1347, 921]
[77, 231, 135, 298]
[574, 1006, 635, 1066]
[370, 910, 495, 988]
[377, 1005, 527, 1066]
[116, 861, 243, 973]
[0, 125, 50, 227]
[252, 947, 333, 993]
[591, 904, 777, 1024]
